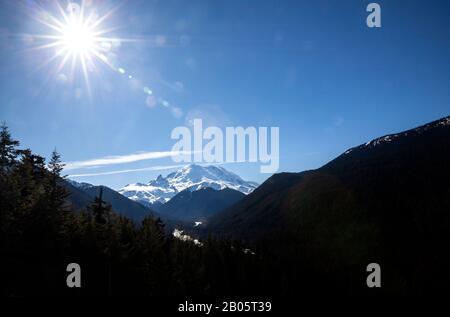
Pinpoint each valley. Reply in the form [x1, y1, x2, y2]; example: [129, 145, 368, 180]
[2, 115, 450, 295]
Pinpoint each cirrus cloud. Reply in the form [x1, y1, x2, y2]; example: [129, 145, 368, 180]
[64, 150, 193, 171]
[68, 164, 186, 177]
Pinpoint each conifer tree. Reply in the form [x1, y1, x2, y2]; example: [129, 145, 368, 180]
[0, 123, 20, 237]
[0, 123, 19, 171]
[46, 149, 70, 234]
[13, 149, 49, 240]
[89, 186, 112, 225]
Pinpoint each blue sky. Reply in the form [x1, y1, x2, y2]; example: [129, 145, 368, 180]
[1, 0, 449, 190]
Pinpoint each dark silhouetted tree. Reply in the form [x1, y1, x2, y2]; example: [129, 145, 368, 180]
[0, 122, 19, 171]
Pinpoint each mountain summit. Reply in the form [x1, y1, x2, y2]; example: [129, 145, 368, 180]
[118, 164, 258, 207]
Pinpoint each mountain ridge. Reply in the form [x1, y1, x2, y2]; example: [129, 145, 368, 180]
[64, 180, 157, 222]
[202, 115, 450, 293]
[208, 115, 450, 238]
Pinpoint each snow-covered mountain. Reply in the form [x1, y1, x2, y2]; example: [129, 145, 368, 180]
[66, 179, 95, 191]
[118, 164, 259, 207]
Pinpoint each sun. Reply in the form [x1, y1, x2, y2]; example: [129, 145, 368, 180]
[30, 1, 121, 87]
[61, 19, 96, 55]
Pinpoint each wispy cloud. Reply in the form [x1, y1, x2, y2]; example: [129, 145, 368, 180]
[64, 151, 192, 171]
[68, 164, 186, 178]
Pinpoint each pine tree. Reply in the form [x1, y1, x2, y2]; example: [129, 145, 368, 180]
[46, 149, 70, 234]
[136, 216, 169, 295]
[86, 186, 116, 295]
[47, 151, 69, 209]
[0, 122, 19, 171]
[89, 186, 112, 225]
[0, 123, 20, 237]
[48, 150, 64, 180]
[14, 149, 48, 238]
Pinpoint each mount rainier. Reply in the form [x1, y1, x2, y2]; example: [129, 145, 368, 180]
[118, 164, 258, 207]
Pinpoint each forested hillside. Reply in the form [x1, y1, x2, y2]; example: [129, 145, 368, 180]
[0, 124, 262, 296]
